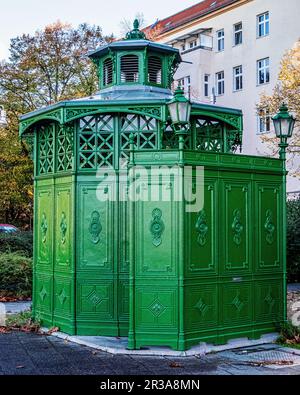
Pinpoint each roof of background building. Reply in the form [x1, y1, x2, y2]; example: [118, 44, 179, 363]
[145, 0, 241, 37]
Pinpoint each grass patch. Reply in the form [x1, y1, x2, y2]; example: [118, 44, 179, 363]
[279, 342, 300, 350]
[276, 321, 300, 348]
[4, 311, 40, 333]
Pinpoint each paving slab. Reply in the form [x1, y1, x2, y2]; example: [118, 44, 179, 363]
[47, 330, 279, 357]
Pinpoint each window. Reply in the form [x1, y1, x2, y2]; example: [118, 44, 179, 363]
[178, 78, 185, 90]
[148, 56, 162, 85]
[217, 29, 224, 51]
[234, 22, 242, 45]
[204, 74, 210, 97]
[216, 71, 225, 95]
[257, 12, 269, 37]
[257, 58, 270, 85]
[103, 58, 113, 86]
[233, 66, 243, 91]
[189, 40, 197, 49]
[120, 54, 139, 83]
[177, 76, 191, 97]
[257, 108, 271, 133]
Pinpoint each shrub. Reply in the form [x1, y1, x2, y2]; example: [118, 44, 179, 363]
[277, 321, 300, 346]
[287, 198, 300, 283]
[0, 252, 32, 297]
[0, 231, 33, 257]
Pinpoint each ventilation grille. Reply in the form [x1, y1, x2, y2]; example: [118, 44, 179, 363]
[148, 56, 162, 85]
[120, 54, 139, 83]
[103, 58, 113, 86]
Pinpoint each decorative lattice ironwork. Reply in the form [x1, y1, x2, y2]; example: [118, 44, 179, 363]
[78, 114, 158, 170]
[226, 130, 243, 153]
[37, 123, 55, 175]
[78, 115, 114, 170]
[162, 122, 191, 150]
[120, 114, 158, 166]
[194, 118, 224, 153]
[56, 125, 73, 172]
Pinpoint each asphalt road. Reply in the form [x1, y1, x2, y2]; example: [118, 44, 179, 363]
[0, 332, 300, 375]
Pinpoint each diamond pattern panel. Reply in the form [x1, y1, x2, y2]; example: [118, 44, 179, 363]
[38, 124, 55, 174]
[78, 115, 114, 170]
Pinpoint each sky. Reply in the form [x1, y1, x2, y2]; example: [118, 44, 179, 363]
[0, 0, 200, 60]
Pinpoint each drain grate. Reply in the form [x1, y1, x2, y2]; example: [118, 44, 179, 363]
[222, 348, 300, 369]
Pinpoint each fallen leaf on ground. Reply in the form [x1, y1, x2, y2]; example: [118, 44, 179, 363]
[47, 327, 60, 334]
[0, 327, 10, 334]
[169, 362, 183, 368]
[0, 296, 31, 302]
[16, 366, 25, 369]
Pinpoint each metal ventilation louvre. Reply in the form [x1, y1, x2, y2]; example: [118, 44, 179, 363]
[103, 58, 113, 86]
[148, 56, 162, 84]
[120, 54, 139, 83]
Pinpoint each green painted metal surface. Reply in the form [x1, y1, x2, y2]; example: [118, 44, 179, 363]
[21, 24, 286, 350]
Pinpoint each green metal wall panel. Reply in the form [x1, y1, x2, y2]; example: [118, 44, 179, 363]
[186, 179, 218, 276]
[255, 182, 282, 272]
[30, 114, 285, 351]
[220, 179, 252, 274]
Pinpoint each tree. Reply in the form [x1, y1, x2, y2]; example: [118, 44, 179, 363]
[0, 21, 113, 226]
[258, 40, 300, 177]
[119, 13, 146, 37]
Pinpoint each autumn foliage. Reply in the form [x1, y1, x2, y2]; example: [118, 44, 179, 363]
[0, 22, 112, 226]
[258, 40, 300, 177]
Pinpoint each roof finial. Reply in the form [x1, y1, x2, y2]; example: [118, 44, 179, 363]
[125, 18, 146, 40]
[133, 19, 139, 30]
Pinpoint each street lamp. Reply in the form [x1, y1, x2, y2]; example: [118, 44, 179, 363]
[272, 103, 296, 160]
[167, 88, 192, 150]
[272, 103, 296, 323]
[0, 106, 7, 127]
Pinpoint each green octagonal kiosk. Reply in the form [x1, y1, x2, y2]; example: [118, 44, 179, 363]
[20, 22, 287, 351]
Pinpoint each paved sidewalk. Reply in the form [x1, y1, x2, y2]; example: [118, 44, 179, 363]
[0, 332, 299, 375]
[288, 283, 300, 292]
[3, 302, 32, 315]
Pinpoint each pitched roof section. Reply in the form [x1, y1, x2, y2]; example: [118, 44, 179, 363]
[145, 0, 241, 37]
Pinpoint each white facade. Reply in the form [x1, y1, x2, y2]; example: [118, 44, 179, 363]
[155, 0, 300, 191]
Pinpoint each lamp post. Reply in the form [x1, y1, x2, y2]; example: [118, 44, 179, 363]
[272, 103, 296, 322]
[167, 88, 192, 151]
[167, 88, 192, 350]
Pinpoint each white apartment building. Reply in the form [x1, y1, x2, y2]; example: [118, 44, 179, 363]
[146, 0, 300, 191]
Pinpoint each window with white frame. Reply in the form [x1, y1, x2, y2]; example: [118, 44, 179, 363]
[189, 40, 197, 49]
[177, 76, 191, 96]
[216, 71, 225, 95]
[257, 58, 270, 85]
[257, 108, 271, 133]
[257, 12, 269, 37]
[178, 77, 185, 90]
[217, 29, 224, 51]
[204, 74, 210, 97]
[233, 66, 243, 91]
[234, 22, 243, 45]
